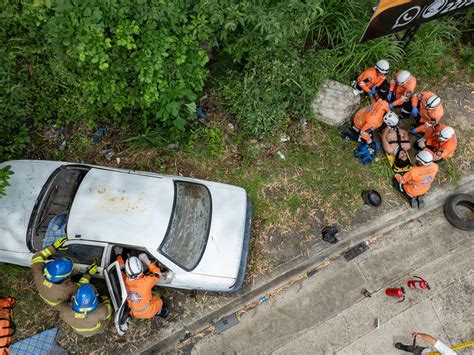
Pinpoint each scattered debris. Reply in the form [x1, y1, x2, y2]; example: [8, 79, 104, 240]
[259, 296, 268, 303]
[196, 107, 210, 126]
[374, 318, 379, 329]
[280, 134, 290, 143]
[167, 143, 179, 150]
[92, 127, 106, 143]
[276, 151, 286, 160]
[58, 141, 67, 151]
[344, 242, 369, 261]
[101, 149, 115, 161]
[362, 289, 372, 298]
[321, 225, 339, 244]
[228, 123, 235, 130]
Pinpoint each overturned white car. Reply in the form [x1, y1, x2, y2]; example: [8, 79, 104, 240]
[0, 160, 251, 292]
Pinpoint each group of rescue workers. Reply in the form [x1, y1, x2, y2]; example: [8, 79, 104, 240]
[31, 237, 168, 337]
[344, 59, 458, 208]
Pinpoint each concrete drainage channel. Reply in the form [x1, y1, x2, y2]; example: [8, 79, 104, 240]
[140, 175, 473, 354]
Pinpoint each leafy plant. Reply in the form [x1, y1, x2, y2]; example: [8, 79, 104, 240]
[0, 165, 14, 198]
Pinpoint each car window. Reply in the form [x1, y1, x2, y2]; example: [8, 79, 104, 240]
[57, 244, 104, 265]
[159, 181, 211, 271]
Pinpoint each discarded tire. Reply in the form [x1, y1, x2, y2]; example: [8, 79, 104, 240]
[443, 193, 474, 231]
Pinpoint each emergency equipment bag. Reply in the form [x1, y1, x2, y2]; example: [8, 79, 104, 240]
[0, 297, 16, 355]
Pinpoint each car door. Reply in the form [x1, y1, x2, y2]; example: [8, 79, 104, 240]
[56, 240, 107, 277]
[104, 261, 129, 336]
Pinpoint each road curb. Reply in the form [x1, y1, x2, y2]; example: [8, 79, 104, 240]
[141, 174, 474, 354]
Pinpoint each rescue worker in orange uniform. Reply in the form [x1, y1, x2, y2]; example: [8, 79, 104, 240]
[411, 92, 444, 126]
[411, 124, 457, 162]
[353, 99, 391, 143]
[354, 59, 390, 100]
[58, 284, 112, 337]
[393, 150, 439, 209]
[31, 237, 97, 308]
[117, 252, 169, 319]
[387, 70, 416, 119]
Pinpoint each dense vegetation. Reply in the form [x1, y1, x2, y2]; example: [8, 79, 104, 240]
[0, 1, 472, 164]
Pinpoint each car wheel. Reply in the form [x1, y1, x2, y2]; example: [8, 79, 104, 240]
[443, 193, 474, 231]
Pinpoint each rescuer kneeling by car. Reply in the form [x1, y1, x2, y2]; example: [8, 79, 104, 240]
[58, 284, 112, 337]
[116, 249, 169, 319]
[31, 237, 97, 308]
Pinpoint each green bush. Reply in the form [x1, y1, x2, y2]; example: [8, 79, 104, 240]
[0, 165, 13, 198]
[0, 0, 211, 160]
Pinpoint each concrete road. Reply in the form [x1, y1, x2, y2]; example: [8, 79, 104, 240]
[192, 208, 473, 354]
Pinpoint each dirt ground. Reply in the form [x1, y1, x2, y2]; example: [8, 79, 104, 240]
[2, 79, 472, 354]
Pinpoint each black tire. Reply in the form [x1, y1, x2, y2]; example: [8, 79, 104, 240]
[443, 193, 474, 231]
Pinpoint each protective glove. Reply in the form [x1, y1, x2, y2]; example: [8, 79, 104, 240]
[411, 106, 419, 117]
[386, 91, 393, 101]
[417, 138, 426, 148]
[409, 128, 418, 135]
[86, 262, 97, 276]
[368, 86, 377, 95]
[53, 236, 68, 250]
[100, 295, 110, 304]
[114, 246, 123, 255]
[389, 103, 394, 110]
[394, 174, 404, 192]
[139, 253, 151, 266]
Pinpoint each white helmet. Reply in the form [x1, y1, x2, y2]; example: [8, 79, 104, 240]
[439, 126, 454, 141]
[125, 256, 143, 279]
[375, 59, 389, 74]
[384, 111, 399, 127]
[396, 70, 411, 85]
[416, 150, 433, 165]
[426, 95, 441, 109]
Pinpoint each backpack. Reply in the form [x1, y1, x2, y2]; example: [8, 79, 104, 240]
[0, 297, 16, 355]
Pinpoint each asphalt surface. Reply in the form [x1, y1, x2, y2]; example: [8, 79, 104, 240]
[141, 176, 473, 354]
[191, 207, 473, 354]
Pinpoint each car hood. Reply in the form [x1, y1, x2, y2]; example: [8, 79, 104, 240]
[190, 182, 248, 282]
[0, 160, 65, 253]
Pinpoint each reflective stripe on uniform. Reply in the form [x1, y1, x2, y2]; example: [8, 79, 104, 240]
[32, 256, 45, 264]
[71, 322, 102, 333]
[77, 277, 90, 286]
[105, 303, 112, 320]
[41, 248, 52, 257]
[39, 293, 64, 306]
[131, 302, 150, 313]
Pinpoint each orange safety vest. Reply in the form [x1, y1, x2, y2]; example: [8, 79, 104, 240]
[411, 91, 444, 123]
[0, 297, 16, 355]
[416, 124, 457, 159]
[389, 73, 416, 106]
[401, 163, 439, 197]
[353, 100, 389, 142]
[357, 67, 386, 93]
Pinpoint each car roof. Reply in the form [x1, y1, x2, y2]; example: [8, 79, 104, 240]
[67, 168, 174, 252]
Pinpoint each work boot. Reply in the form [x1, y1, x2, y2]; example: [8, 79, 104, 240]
[158, 297, 169, 318]
[417, 196, 425, 209]
[395, 343, 409, 351]
[409, 197, 417, 208]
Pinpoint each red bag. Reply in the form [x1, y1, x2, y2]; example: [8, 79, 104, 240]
[0, 297, 16, 355]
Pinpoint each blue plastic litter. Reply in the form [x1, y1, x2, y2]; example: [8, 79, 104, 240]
[10, 328, 60, 355]
[92, 127, 106, 142]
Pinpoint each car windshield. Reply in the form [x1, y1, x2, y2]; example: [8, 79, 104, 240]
[28, 165, 90, 251]
[159, 181, 211, 271]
